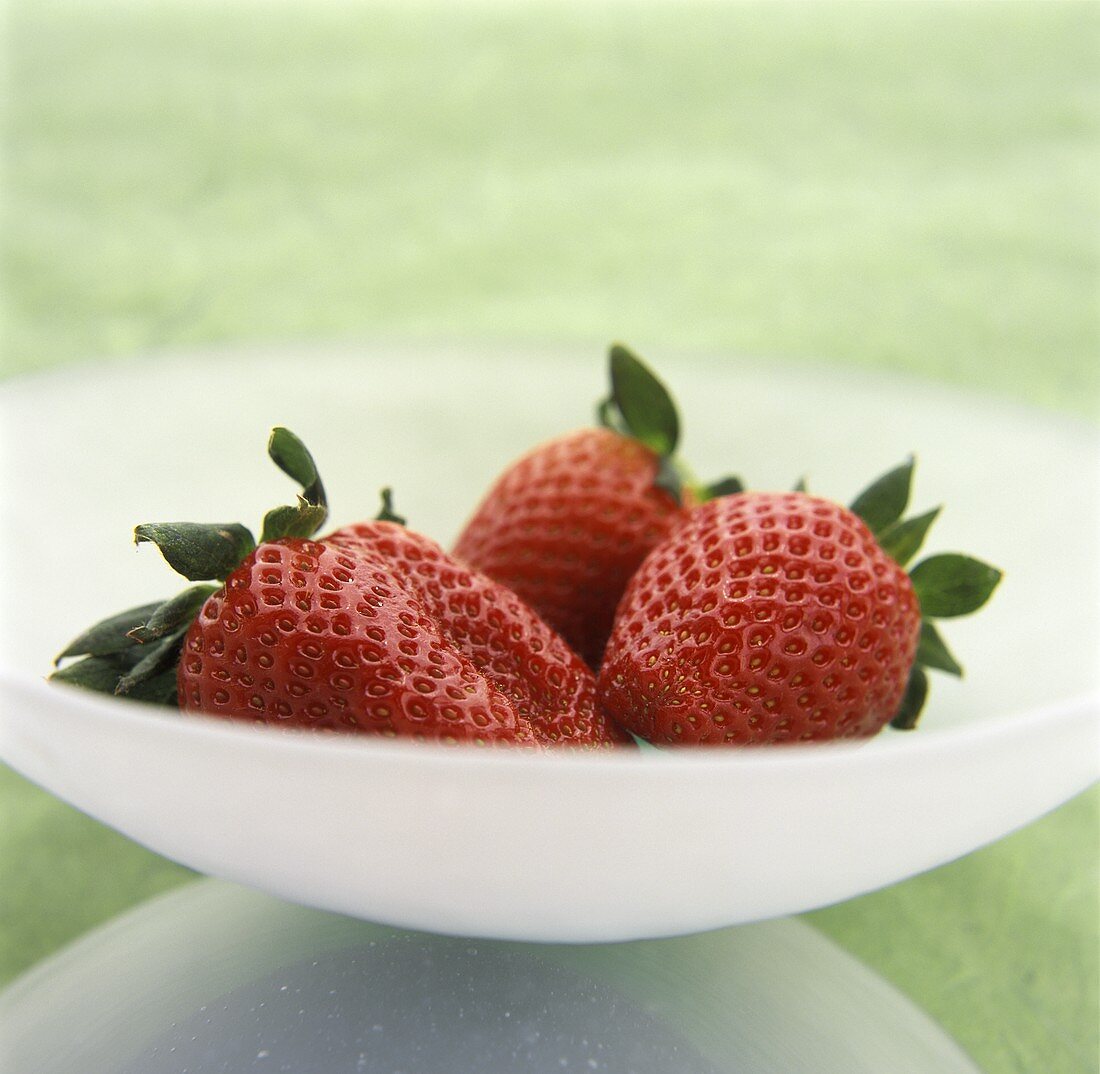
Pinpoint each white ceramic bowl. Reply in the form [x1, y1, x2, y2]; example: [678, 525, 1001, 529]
[1, 345, 1096, 941]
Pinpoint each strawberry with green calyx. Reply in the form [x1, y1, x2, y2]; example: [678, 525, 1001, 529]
[53, 430, 628, 748]
[453, 343, 743, 669]
[52, 426, 328, 703]
[596, 458, 1001, 746]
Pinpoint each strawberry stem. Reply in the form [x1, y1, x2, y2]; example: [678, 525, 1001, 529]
[375, 487, 406, 525]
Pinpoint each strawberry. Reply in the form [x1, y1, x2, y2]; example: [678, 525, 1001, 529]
[453, 344, 741, 668]
[52, 430, 629, 748]
[597, 460, 1001, 745]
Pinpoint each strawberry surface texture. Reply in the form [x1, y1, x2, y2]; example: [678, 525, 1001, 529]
[179, 524, 630, 747]
[453, 427, 688, 669]
[597, 492, 922, 745]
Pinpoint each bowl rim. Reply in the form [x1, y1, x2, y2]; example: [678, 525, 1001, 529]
[3, 665, 1096, 780]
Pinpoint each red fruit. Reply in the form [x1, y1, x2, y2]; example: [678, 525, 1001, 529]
[453, 427, 687, 669]
[53, 428, 630, 748]
[598, 472, 1001, 745]
[454, 344, 739, 668]
[179, 526, 627, 747]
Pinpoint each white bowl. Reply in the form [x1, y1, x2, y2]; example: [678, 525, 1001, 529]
[1, 344, 1096, 942]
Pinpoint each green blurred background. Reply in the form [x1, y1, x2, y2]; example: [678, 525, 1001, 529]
[3, 2, 1098, 1072]
[5, 0, 1098, 413]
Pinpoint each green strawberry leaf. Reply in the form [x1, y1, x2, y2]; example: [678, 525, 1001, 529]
[850, 457, 914, 535]
[878, 506, 941, 568]
[116, 628, 188, 696]
[910, 554, 1003, 618]
[260, 427, 329, 543]
[127, 585, 217, 644]
[50, 651, 179, 706]
[916, 620, 964, 677]
[54, 601, 166, 664]
[890, 665, 929, 730]
[268, 426, 326, 510]
[700, 475, 744, 501]
[118, 669, 180, 706]
[607, 343, 680, 457]
[792, 476, 808, 493]
[261, 501, 328, 543]
[51, 654, 131, 693]
[134, 522, 256, 581]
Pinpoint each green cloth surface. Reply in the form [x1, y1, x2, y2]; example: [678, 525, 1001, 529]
[2, 2, 1097, 1071]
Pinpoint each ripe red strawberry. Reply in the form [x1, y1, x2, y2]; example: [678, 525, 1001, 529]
[454, 344, 741, 668]
[597, 461, 1001, 745]
[454, 427, 685, 670]
[53, 430, 630, 749]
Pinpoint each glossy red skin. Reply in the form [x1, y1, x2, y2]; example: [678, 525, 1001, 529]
[452, 428, 689, 669]
[179, 524, 631, 748]
[597, 493, 921, 746]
